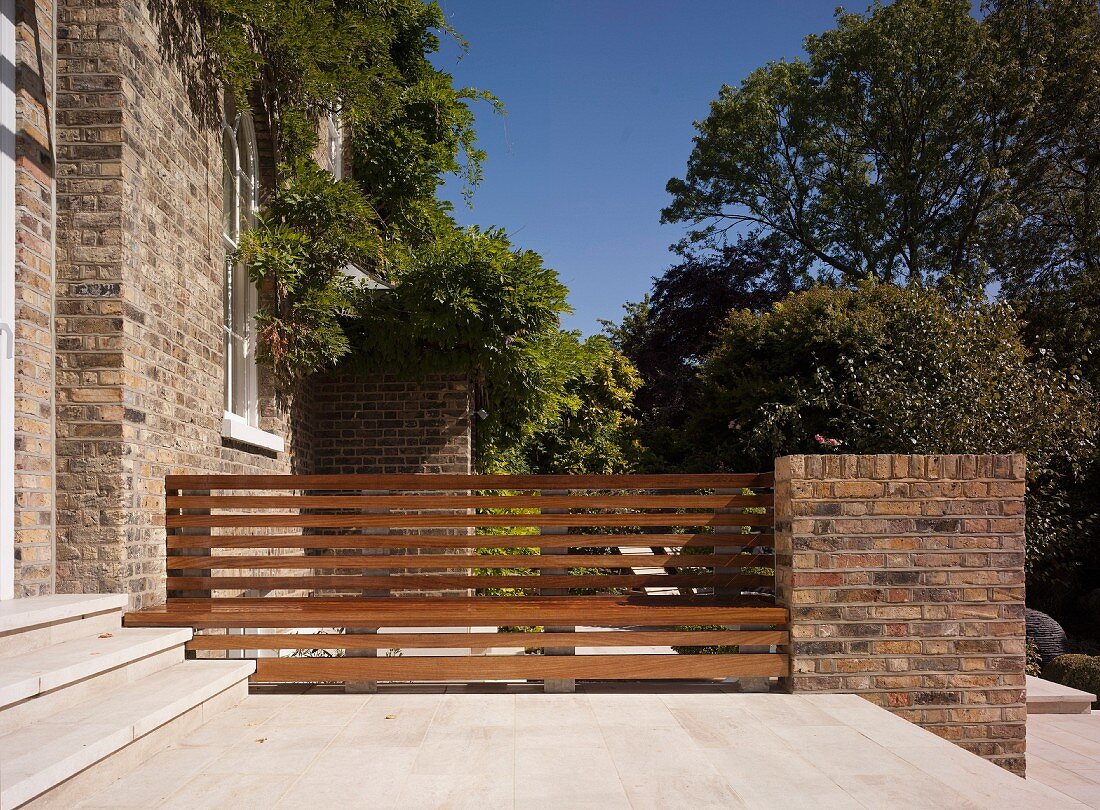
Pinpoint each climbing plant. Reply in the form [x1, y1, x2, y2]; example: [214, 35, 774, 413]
[194, 2, 638, 468]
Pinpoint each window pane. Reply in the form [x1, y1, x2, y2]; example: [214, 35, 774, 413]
[222, 130, 236, 243]
[222, 94, 260, 427]
[239, 174, 253, 235]
[229, 260, 254, 423]
[238, 127, 255, 231]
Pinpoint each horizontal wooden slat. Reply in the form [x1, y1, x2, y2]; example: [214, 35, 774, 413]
[165, 533, 775, 550]
[167, 512, 773, 529]
[250, 653, 789, 681]
[167, 494, 772, 510]
[125, 596, 787, 628]
[186, 630, 789, 651]
[165, 553, 773, 571]
[166, 573, 775, 591]
[166, 473, 774, 491]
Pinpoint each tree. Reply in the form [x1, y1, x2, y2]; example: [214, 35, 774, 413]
[984, 0, 1100, 292]
[662, 0, 1099, 291]
[604, 234, 807, 419]
[341, 226, 576, 466]
[982, 1, 1100, 392]
[193, 3, 637, 472]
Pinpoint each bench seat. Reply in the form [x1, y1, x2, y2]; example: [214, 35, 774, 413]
[125, 595, 787, 629]
[136, 472, 789, 685]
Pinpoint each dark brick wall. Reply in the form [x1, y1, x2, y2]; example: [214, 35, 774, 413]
[307, 370, 472, 475]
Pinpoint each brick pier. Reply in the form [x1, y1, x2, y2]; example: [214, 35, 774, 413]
[773, 454, 1027, 775]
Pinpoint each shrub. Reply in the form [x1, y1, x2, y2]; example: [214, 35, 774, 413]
[685, 281, 1098, 591]
[1026, 640, 1043, 677]
[1043, 654, 1100, 706]
[672, 625, 739, 655]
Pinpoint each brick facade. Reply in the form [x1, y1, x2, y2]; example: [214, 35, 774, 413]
[12, 0, 57, 595]
[8, 0, 473, 605]
[47, 0, 301, 608]
[774, 454, 1027, 775]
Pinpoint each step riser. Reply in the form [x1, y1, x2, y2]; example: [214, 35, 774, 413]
[14, 680, 248, 810]
[0, 645, 184, 737]
[1027, 700, 1094, 715]
[0, 612, 122, 658]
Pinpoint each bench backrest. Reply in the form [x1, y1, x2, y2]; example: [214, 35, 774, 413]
[164, 473, 776, 598]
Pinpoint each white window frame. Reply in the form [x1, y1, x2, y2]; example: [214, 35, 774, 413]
[220, 96, 282, 453]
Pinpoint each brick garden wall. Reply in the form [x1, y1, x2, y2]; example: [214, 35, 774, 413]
[773, 454, 1027, 775]
[12, 0, 57, 595]
[307, 370, 472, 475]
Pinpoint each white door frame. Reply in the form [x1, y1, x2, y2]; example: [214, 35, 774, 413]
[1, 0, 17, 600]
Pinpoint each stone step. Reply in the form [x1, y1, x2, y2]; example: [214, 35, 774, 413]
[0, 659, 255, 810]
[0, 626, 193, 711]
[0, 595, 128, 659]
[1026, 674, 1097, 714]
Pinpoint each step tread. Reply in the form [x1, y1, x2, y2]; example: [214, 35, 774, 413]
[1026, 674, 1097, 702]
[0, 659, 254, 810]
[0, 627, 193, 709]
[0, 595, 127, 635]
[1026, 675, 1096, 714]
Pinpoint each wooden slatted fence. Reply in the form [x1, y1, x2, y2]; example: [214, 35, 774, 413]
[125, 473, 789, 684]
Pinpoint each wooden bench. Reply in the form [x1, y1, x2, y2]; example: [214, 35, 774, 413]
[125, 473, 790, 686]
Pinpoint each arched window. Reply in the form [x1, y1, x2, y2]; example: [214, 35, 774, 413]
[222, 94, 259, 428]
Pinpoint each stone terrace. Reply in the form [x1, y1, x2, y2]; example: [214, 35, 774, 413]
[70, 687, 1078, 810]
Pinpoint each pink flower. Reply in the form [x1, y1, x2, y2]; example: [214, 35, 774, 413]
[727, 420, 741, 430]
[814, 434, 826, 444]
[828, 438, 841, 447]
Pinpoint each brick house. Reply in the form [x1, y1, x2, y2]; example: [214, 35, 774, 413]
[0, 0, 473, 606]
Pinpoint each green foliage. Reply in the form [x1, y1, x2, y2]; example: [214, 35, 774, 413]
[197, 0, 507, 378]
[504, 335, 643, 475]
[197, 0, 494, 181]
[343, 226, 580, 465]
[1026, 640, 1044, 677]
[984, 0, 1100, 294]
[662, 0, 1099, 291]
[676, 282, 1097, 585]
[197, 2, 635, 472]
[691, 282, 1094, 468]
[603, 235, 807, 421]
[1043, 654, 1100, 706]
[238, 160, 381, 384]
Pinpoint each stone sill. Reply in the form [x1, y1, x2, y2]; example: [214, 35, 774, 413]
[221, 412, 284, 453]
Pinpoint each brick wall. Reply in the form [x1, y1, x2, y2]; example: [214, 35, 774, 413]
[12, 0, 57, 595]
[307, 370, 472, 475]
[11, 0, 474, 604]
[50, 0, 305, 608]
[773, 454, 1027, 775]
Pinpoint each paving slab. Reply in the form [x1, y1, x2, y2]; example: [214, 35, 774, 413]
[73, 686, 1086, 809]
[1028, 712, 1100, 809]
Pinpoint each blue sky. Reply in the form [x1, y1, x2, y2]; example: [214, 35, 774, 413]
[436, 1, 842, 335]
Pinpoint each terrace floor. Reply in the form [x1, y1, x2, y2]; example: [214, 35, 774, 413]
[72, 685, 1082, 809]
[1029, 711, 1100, 808]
